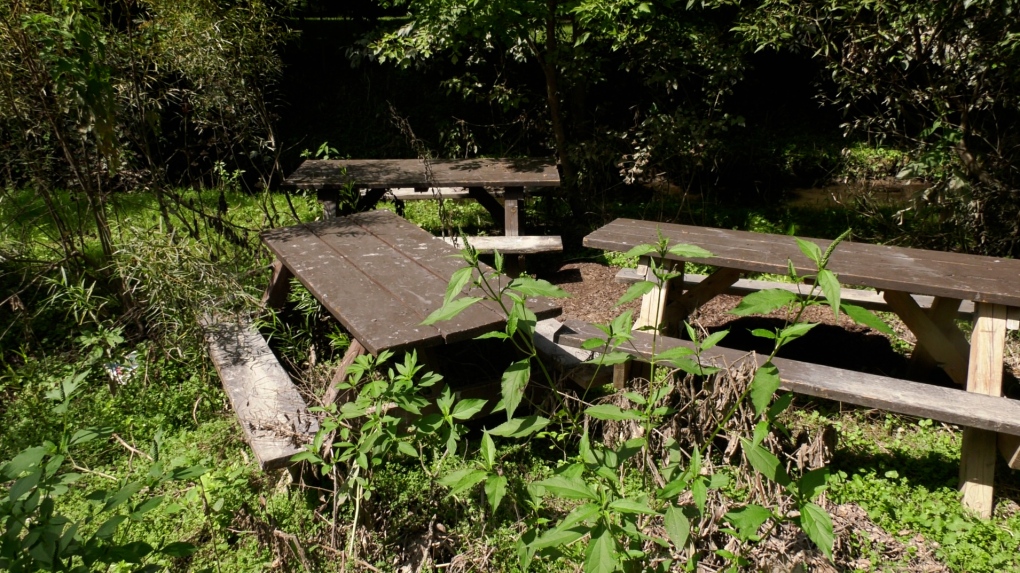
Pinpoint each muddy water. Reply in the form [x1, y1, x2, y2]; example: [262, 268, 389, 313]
[785, 181, 928, 209]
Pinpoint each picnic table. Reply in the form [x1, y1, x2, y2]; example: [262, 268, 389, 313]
[583, 218, 1020, 517]
[260, 208, 561, 375]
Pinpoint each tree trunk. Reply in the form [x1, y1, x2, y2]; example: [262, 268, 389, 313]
[542, 0, 583, 219]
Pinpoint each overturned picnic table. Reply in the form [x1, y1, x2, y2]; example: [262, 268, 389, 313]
[579, 218, 1020, 517]
[283, 158, 564, 269]
[261, 207, 561, 358]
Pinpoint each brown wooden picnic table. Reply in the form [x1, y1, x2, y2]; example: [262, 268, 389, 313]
[585, 217, 1020, 517]
[260, 209, 561, 356]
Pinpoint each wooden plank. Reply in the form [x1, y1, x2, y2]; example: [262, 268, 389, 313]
[261, 221, 445, 355]
[310, 215, 510, 345]
[1008, 307, 1020, 330]
[284, 158, 561, 190]
[635, 264, 670, 332]
[345, 210, 560, 322]
[201, 315, 318, 470]
[960, 303, 1009, 518]
[442, 235, 563, 254]
[883, 290, 970, 385]
[533, 318, 613, 389]
[586, 219, 1020, 307]
[909, 297, 964, 380]
[552, 319, 1020, 436]
[613, 269, 977, 319]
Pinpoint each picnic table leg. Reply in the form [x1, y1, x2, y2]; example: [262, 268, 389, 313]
[504, 186, 525, 276]
[661, 267, 742, 335]
[355, 188, 387, 213]
[322, 340, 367, 407]
[959, 302, 1008, 518]
[316, 189, 340, 219]
[467, 186, 505, 229]
[262, 260, 293, 310]
[907, 297, 964, 381]
[882, 290, 970, 385]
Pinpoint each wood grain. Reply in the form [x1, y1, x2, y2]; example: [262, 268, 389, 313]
[442, 235, 563, 254]
[285, 158, 560, 189]
[553, 319, 1020, 436]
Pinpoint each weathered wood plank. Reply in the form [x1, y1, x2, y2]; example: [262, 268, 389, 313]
[261, 221, 445, 354]
[344, 210, 560, 322]
[613, 269, 977, 320]
[960, 303, 1009, 518]
[284, 158, 561, 190]
[442, 235, 563, 254]
[553, 319, 1020, 436]
[201, 315, 318, 470]
[663, 268, 741, 330]
[908, 297, 964, 380]
[587, 219, 1020, 307]
[533, 318, 612, 389]
[262, 259, 293, 310]
[467, 186, 506, 224]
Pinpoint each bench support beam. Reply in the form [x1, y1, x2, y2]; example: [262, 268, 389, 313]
[908, 296, 964, 380]
[883, 290, 970, 385]
[960, 303, 1008, 518]
[468, 186, 506, 227]
[262, 260, 293, 310]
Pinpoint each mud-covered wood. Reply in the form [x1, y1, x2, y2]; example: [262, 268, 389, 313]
[442, 235, 563, 254]
[201, 315, 318, 470]
[553, 319, 1020, 437]
[588, 218, 1020, 307]
[261, 210, 560, 356]
[285, 158, 560, 190]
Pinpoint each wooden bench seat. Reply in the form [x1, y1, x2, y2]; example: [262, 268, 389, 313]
[553, 318, 1020, 442]
[201, 315, 318, 470]
[614, 268, 977, 321]
[443, 235, 563, 255]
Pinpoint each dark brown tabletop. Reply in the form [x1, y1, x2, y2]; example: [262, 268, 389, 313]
[585, 218, 1020, 308]
[261, 209, 561, 355]
[283, 158, 560, 190]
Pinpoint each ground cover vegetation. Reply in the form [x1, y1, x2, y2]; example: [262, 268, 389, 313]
[3, 0, 1020, 571]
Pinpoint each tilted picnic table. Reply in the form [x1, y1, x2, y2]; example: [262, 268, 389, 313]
[259, 206, 562, 404]
[585, 217, 1020, 517]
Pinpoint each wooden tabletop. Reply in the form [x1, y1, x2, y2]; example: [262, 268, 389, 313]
[585, 218, 1020, 307]
[261, 210, 561, 355]
[283, 158, 561, 190]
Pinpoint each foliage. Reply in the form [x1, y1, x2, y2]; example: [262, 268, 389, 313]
[735, 0, 1020, 256]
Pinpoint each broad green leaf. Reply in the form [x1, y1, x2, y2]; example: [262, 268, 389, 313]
[799, 502, 835, 560]
[751, 328, 777, 339]
[582, 351, 631, 366]
[585, 527, 617, 573]
[616, 281, 654, 306]
[724, 505, 772, 540]
[422, 296, 483, 325]
[451, 398, 488, 420]
[107, 541, 154, 564]
[581, 337, 607, 351]
[749, 362, 781, 416]
[480, 432, 496, 468]
[10, 469, 42, 502]
[841, 303, 894, 335]
[740, 438, 791, 487]
[798, 467, 830, 501]
[439, 468, 487, 497]
[777, 322, 818, 345]
[608, 498, 657, 515]
[729, 289, 799, 316]
[445, 266, 473, 305]
[500, 359, 531, 420]
[795, 238, 822, 266]
[579, 431, 598, 465]
[559, 502, 600, 530]
[487, 415, 550, 438]
[767, 392, 795, 421]
[816, 269, 841, 319]
[530, 526, 587, 550]
[699, 330, 728, 350]
[585, 404, 643, 421]
[3, 446, 47, 478]
[668, 244, 713, 259]
[70, 427, 110, 446]
[664, 504, 690, 550]
[101, 481, 143, 513]
[95, 515, 128, 539]
[475, 331, 509, 340]
[622, 244, 655, 258]
[509, 277, 570, 298]
[485, 474, 507, 513]
[396, 441, 419, 458]
[160, 542, 199, 558]
[691, 476, 707, 513]
[653, 346, 696, 363]
[534, 475, 598, 501]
